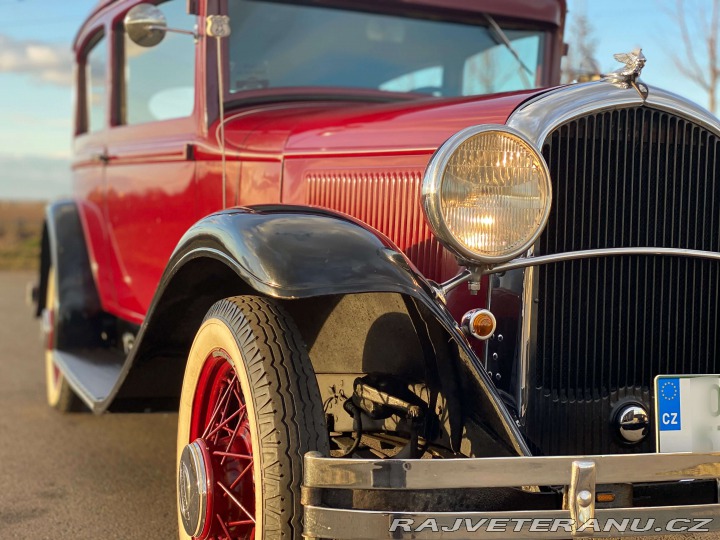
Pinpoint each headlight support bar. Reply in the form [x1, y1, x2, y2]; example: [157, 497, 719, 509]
[436, 246, 720, 297]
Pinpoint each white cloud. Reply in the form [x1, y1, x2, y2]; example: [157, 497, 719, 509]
[0, 34, 73, 86]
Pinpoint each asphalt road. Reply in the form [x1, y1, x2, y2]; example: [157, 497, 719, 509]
[0, 270, 717, 540]
[0, 271, 178, 539]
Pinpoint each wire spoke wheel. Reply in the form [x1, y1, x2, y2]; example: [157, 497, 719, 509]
[177, 296, 328, 540]
[183, 353, 255, 539]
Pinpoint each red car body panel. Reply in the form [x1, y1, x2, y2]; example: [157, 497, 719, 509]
[83, 91, 545, 323]
[70, 0, 565, 326]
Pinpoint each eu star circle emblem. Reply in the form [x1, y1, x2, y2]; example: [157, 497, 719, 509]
[660, 380, 678, 401]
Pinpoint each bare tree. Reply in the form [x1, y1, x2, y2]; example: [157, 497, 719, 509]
[562, 7, 601, 83]
[665, 0, 720, 113]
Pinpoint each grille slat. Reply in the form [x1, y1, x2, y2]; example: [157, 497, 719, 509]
[305, 169, 447, 280]
[525, 107, 720, 455]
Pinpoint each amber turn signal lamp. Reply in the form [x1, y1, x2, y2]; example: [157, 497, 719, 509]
[596, 493, 616, 503]
[461, 309, 496, 341]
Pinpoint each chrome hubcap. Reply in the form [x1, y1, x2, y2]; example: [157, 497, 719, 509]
[616, 404, 649, 443]
[41, 307, 53, 349]
[179, 439, 212, 537]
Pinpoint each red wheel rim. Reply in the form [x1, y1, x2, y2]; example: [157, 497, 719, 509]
[188, 350, 255, 540]
[52, 364, 61, 386]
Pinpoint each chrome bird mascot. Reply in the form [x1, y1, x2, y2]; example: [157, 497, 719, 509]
[604, 48, 648, 99]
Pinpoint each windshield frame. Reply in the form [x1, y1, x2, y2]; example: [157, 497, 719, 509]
[208, 0, 562, 115]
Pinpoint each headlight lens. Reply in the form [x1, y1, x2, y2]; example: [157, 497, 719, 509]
[422, 125, 552, 264]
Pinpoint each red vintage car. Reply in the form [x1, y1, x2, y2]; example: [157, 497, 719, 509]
[35, 0, 720, 538]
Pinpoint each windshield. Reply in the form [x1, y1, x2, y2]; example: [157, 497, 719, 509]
[226, 0, 546, 98]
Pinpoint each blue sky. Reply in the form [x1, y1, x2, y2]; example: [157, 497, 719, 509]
[0, 0, 96, 198]
[0, 0, 713, 199]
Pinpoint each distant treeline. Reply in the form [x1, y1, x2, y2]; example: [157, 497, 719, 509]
[0, 201, 45, 271]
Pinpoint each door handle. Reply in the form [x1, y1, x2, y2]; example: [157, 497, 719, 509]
[91, 152, 111, 164]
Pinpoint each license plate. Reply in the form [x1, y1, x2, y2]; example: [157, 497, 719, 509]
[655, 375, 720, 453]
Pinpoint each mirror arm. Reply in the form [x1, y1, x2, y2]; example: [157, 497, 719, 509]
[149, 25, 198, 40]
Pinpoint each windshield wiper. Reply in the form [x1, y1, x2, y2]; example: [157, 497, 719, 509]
[484, 14, 533, 89]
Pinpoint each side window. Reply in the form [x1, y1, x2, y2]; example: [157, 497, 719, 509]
[81, 31, 107, 133]
[120, 0, 195, 124]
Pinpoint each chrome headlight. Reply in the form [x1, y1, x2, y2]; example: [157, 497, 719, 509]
[422, 125, 552, 264]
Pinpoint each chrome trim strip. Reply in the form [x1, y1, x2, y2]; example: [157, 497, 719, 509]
[504, 81, 720, 424]
[484, 247, 720, 276]
[507, 81, 720, 144]
[518, 263, 535, 420]
[303, 451, 720, 490]
[646, 87, 720, 136]
[304, 505, 720, 539]
[483, 273, 493, 369]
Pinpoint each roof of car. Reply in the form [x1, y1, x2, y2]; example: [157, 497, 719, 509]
[76, 0, 565, 49]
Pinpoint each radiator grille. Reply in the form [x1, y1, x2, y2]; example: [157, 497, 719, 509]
[525, 107, 720, 455]
[306, 169, 446, 280]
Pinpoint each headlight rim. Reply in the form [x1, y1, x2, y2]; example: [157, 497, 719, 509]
[421, 123, 552, 265]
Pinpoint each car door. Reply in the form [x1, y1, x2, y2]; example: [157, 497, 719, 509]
[103, 0, 200, 321]
[73, 26, 117, 309]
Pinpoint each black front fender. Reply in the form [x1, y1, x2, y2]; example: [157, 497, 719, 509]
[110, 206, 530, 456]
[112, 205, 440, 409]
[171, 205, 431, 299]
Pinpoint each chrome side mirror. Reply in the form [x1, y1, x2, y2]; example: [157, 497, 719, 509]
[124, 3, 167, 47]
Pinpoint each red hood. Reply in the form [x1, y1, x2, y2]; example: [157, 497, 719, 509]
[222, 88, 553, 157]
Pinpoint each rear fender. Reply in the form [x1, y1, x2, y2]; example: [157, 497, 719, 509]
[37, 200, 107, 349]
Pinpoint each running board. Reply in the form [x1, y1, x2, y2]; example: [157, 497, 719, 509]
[52, 348, 124, 413]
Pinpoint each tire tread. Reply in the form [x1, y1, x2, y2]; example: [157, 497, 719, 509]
[204, 296, 328, 540]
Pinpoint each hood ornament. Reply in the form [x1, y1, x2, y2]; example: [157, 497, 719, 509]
[604, 48, 648, 100]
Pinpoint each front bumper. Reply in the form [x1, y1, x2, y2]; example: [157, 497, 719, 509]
[302, 451, 720, 539]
